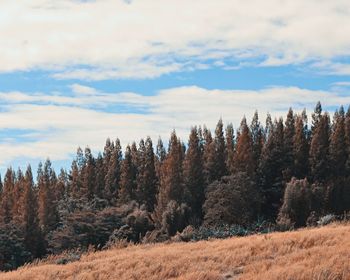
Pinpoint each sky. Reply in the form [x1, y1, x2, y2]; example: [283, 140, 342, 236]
[0, 0, 350, 174]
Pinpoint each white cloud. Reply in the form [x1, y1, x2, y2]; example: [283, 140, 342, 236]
[0, 85, 349, 169]
[70, 83, 98, 95]
[1, 0, 350, 79]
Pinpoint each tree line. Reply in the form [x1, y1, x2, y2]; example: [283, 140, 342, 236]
[0, 102, 349, 270]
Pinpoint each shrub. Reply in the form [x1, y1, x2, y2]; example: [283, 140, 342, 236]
[317, 214, 336, 226]
[277, 178, 313, 228]
[0, 223, 32, 271]
[203, 172, 260, 226]
[161, 201, 191, 236]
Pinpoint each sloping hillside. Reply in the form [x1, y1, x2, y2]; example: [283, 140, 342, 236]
[1, 224, 349, 280]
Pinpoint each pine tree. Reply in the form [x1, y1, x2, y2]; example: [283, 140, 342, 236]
[155, 131, 184, 222]
[155, 137, 166, 182]
[11, 168, 24, 223]
[38, 160, 59, 234]
[293, 111, 309, 179]
[311, 101, 322, 133]
[0, 168, 15, 224]
[258, 118, 285, 219]
[283, 108, 295, 180]
[309, 113, 330, 181]
[250, 111, 264, 171]
[183, 127, 205, 223]
[69, 160, 82, 199]
[118, 145, 137, 204]
[202, 126, 216, 184]
[136, 137, 158, 211]
[329, 106, 347, 177]
[104, 138, 122, 202]
[82, 147, 96, 200]
[21, 165, 44, 257]
[94, 153, 105, 199]
[213, 118, 227, 180]
[55, 169, 67, 202]
[225, 123, 235, 174]
[345, 106, 350, 173]
[233, 117, 255, 175]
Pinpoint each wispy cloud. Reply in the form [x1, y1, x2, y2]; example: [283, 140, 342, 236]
[0, 84, 349, 169]
[1, 0, 350, 79]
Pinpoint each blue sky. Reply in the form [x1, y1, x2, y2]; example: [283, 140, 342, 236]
[0, 0, 350, 175]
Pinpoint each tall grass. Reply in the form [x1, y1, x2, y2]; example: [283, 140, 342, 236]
[1, 223, 349, 280]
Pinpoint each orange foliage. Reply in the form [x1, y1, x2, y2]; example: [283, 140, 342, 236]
[1, 223, 349, 280]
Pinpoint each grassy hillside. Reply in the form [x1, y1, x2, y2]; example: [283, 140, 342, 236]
[1, 223, 349, 280]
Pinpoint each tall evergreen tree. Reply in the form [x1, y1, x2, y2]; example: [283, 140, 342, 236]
[21, 165, 44, 257]
[118, 145, 137, 204]
[213, 119, 227, 180]
[202, 126, 216, 184]
[0, 168, 15, 224]
[258, 118, 285, 219]
[38, 160, 59, 234]
[11, 168, 24, 223]
[250, 111, 264, 171]
[283, 108, 295, 180]
[136, 137, 158, 211]
[233, 117, 255, 175]
[309, 113, 330, 182]
[82, 147, 96, 200]
[183, 127, 205, 223]
[225, 123, 235, 174]
[105, 139, 122, 202]
[329, 106, 347, 177]
[155, 131, 184, 221]
[293, 111, 309, 179]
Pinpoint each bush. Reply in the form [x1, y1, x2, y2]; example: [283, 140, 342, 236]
[161, 201, 191, 236]
[171, 225, 195, 242]
[105, 206, 154, 246]
[48, 207, 124, 254]
[0, 223, 32, 271]
[317, 214, 336, 226]
[203, 172, 260, 226]
[277, 178, 313, 228]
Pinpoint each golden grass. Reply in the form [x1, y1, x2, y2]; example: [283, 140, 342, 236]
[1, 223, 349, 280]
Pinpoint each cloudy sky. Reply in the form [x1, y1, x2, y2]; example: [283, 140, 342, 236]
[1, 0, 350, 173]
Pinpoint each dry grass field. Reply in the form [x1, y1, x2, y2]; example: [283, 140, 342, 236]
[1, 223, 349, 280]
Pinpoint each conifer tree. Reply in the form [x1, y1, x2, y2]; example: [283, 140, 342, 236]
[38, 160, 59, 234]
[69, 160, 82, 199]
[82, 147, 96, 200]
[55, 169, 67, 202]
[258, 118, 285, 219]
[283, 108, 295, 180]
[311, 101, 322, 133]
[293, 111, 309, 178]
[136, 137, 158, 211]
[345, 106, 350, 173]
[11, 168, 24, 223]
[105, 139, 122, 202]
[94, 153, 105, 199]
[118, 145, 137, 204]
[155, 131, 184, 221]
[21, 165, 44, 257]
[225, 123, 235, 174]
[213, 118, 227, 180]
[233, 117, 255, 175]
[183, 127, 205, 222]
[329, 106, 347, 177]
[202, 126, 216, 184]
[0, 168, 15, 224]
[309, 113, 330, 181]
[250, 111, 264, 171]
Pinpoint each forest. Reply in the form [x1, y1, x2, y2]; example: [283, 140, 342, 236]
[0, 102, 349, 271]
